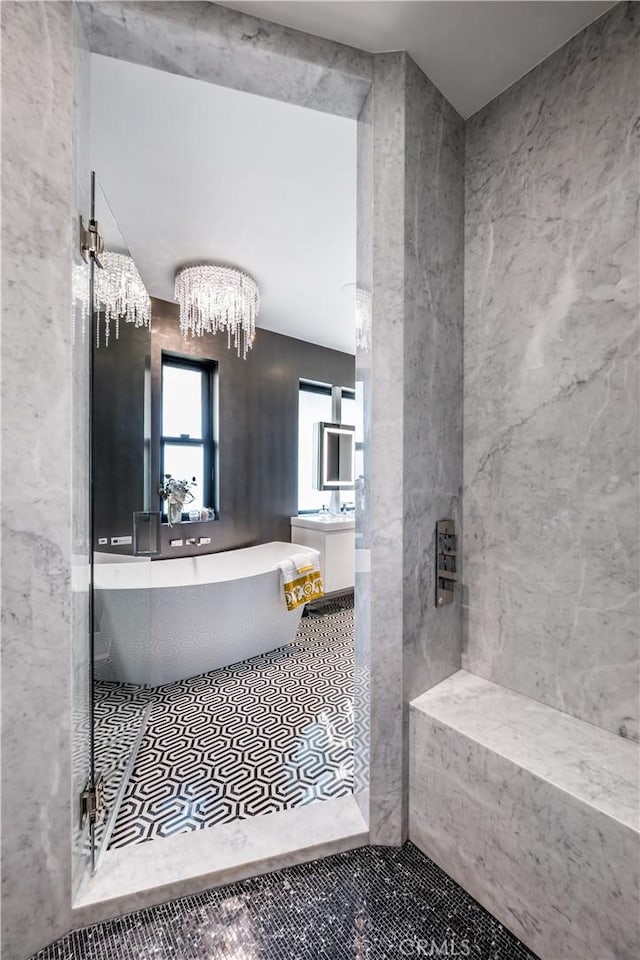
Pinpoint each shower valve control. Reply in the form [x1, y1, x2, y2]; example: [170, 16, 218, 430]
[436, 519, 457, 608]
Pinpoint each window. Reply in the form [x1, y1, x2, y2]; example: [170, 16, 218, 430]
[298, 381, 360, 513]
[161, 356, 217, 517]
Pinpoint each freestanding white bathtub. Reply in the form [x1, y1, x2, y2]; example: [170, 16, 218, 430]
[94, 541, 318, 686]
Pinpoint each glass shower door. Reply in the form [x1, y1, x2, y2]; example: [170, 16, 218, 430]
[88, 172, 156, 869]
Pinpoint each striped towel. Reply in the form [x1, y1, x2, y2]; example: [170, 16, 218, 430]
[277, 551, 324, 610]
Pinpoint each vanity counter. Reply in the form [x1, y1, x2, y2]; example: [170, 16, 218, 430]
[290, 515, 355, 594]
[290, 514, 355, 533]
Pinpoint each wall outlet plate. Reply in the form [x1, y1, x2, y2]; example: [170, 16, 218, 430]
[170, 539, 184, 547]
[199, 537, 211, 545]
[98, 537, 108, 545]
[110, 535, 132, 546]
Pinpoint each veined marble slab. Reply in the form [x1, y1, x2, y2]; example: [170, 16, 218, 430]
[410, 670, 640, 960]
[71, 0, 93, 900]
[402, 53, 464, 708]
[365, 49, 465, 846]
[412, 670, 639, 828]
[80, 0, 372, 118]
[1, 2, 76, 957]
[463, 0, 640, 740]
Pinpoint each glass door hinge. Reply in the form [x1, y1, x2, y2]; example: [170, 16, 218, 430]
[79, 215, 104, 266]
[80, 774, 105, 828]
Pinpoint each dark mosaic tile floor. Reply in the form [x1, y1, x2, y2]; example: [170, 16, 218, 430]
[32, 843, 538, 960]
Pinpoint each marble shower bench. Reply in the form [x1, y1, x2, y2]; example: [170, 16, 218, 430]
[409, 670, 639, 960]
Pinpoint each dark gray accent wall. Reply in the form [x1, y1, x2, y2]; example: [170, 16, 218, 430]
[152, 298, 353, 559]
[93, 300, 354, 560]
[93, 314, 149, 551]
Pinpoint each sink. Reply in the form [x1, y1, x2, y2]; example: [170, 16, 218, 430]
[290, 513, 356, 592]
[290, 513, 355, 532]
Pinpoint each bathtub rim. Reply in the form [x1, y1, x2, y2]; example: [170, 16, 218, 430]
[93, 541, 319, 590]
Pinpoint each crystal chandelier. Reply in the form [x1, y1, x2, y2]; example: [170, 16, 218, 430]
[355, 287, 372, 352]
[174, 263, 259, 359]
[94, 251, 151, 347]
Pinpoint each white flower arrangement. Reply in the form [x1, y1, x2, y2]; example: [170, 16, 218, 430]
[158, 474, 197, 525]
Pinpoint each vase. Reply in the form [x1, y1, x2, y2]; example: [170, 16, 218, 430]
[168, 501, 183, 526]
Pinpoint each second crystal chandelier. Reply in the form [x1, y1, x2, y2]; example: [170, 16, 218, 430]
[174, 263, 260, 359]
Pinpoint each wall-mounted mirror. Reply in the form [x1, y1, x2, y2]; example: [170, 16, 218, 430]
[315, 421, 356, 489]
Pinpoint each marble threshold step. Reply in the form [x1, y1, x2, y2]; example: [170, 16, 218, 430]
[409, 669, 639, 960]
[73, 794, 368, 928]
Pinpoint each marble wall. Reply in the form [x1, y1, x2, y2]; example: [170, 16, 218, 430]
[402, 58, 464, 706]
[367, 53, 465, 842]
[71, 1, 92, 895]
[463, 1, 640, 741]
[80, 0, 371, 118]
[1, 3, 76, 956]
[367, 53, 406, 844]
[354, 84, 373, 821]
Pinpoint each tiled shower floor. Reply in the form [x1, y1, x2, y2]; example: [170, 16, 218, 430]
[104, 596, 356, 849]
[32, 843, 539, 960]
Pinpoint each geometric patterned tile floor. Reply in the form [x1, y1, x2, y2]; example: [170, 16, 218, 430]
[106, 595, 356, 849]
[31, 843, 539, 959]
[93, 682, 153, 855]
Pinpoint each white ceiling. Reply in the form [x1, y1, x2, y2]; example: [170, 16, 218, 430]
[220, 0, 614, 118]
[90, 54, 357, 354]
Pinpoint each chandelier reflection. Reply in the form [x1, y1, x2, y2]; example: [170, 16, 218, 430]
[94, 251, 151, 347]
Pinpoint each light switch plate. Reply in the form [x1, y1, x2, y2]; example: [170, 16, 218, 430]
[170, 539, 183, 547]
[98, 537, 108, 545]
[111, 535, 132, 546]
[199, 537, 211, 545]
